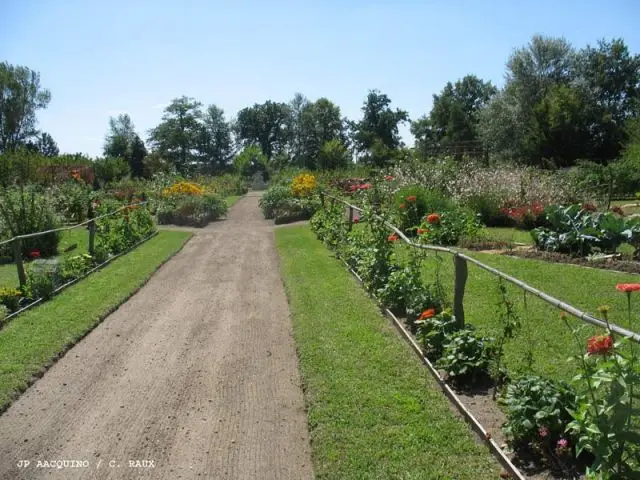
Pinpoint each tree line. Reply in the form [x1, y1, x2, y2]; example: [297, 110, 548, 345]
[1, 34, 639, 176]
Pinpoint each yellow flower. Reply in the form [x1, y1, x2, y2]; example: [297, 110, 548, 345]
[291, 173, 317, 197]
[162, 181, 205, 197]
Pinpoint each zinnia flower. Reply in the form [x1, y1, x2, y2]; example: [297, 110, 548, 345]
[587, 334, 614, 355]
[388, 234, 399, 242]
[616, 283, 640, 293]
[384, 175, 394, 181]
[406, 195, 417, 202]
[555, 438, 570, 455]
[360, 183, 372, 190]
[417, 228, 425, 235]
[426, 213, 441, 224]
[419, 309, 436, 320]
[538, 426, 549, 438]
[353, 218, 360, 224]
[399, 203, 405, 209]
[29, 249, 41, 258]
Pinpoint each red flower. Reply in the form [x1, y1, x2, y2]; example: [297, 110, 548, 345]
[419, 308, 436, 320]
[353, 218, 360, 224]
[581, 202, 597, 212]
[417, 228, 425, 235]
[616, 283, 640, 293]
[388, 234, 399, 242]
[399, 203, 405, 209]
[612, 206, 625, 216]
[406, 195, 417, 202]
[384, 175, 394, 181]
[587, 334, 614, 355]
[426, 213, 441, 224]
[29, 249, 41, 258]
[360, 183, 372, 190]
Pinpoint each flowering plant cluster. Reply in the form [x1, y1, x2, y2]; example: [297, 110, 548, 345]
[162, 181, 205, 197]
[290, 173, 317, 197]
[499, 202, 546, 229]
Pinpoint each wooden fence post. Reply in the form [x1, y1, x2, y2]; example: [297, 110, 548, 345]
[453, 254, 468, 328]
[348, 206, 354, 231]
[320, 192, 325, 207]
[12, 238, 26, 289]
[88, 204, 96, 256]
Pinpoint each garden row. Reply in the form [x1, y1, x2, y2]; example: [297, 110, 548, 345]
[309, 195, 640, 479]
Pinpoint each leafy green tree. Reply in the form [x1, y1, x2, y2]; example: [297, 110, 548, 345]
[299, 97, 346, 168]
[93, 157, 130, 185]
[36, 132, 59, 157]
[317, 139, 351, 170]
[288, 93, 310, 167]
[234, 101, 291, 160]
[148, 96, 203, 172]
[198, 105, 233, 173]
[351, 90, 408, 166]
[233, 145, 267, 177]
[0, 62, 51, 152]
[127, 134, 147, 178]
[104, 114, 136, 158]
[413, 75, 496, 156]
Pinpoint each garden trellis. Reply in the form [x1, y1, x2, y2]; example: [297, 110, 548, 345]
[320, 192, 640, 344]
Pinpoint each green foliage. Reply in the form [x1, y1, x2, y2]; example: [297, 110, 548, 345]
[259, 185, 293, 219]
[417, 209, 481, 246]
[0, 287, 22, 312]
[93, 156, 130, 186]
[156, 194, 227, 228]
[436, 328, 494, 385]
[500, 375, 577, 447]
[416, 308, 458, 358]
[0, 185, 61, 257]
[234, 145, 268, 177]
[317, 139, 350, 170]
[309, 201, 349, 251]
[58, 254, 94, 282]
[0, 304, 7, 321]
[235, 100, 291, 160]
[24, 261, 57, 300]
[375, 253, 423, 315]
[50, 181, 93, 223]
[0, 61, 51, 153]
[393, 185, 455, 235]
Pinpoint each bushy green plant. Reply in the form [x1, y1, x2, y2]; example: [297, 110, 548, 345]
[157, 194, 227, 227]
[25, 261, 58, 300]
[0, 304, 8, 321]
[376, 251, 425, 315]
[437, 328, 494, 385]
[273, 197, 320, 224]
[500, 375, 577, 448]
[354, 207, 396, 293]
[0, 185, 61, 257]
[416, 308, 458, 358]
[95, 199, 156, 260]
[259, 185, 293, 219]
[310, 202, 349, 250]
[462, 193, 508, 227]
[50, 181, 93, 223]
[393, 185, 455, 235]
[405, 287, 442, 330]
[93, 156, 130, 186]
[59, 254, 94, 282]
[416, 209, 481, 246]
[0, 287, 22, 312]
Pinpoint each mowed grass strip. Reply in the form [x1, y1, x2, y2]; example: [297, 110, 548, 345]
[0, 230, 192, 412]
[276, 225, 500, 480]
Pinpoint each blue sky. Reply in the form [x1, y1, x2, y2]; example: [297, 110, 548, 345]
[2, 0, 639, 157]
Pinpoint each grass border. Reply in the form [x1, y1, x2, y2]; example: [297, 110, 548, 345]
[0, 232, 193, 415]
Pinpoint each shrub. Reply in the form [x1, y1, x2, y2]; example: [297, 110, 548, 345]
[376, 253, 425, 315]
[291, 173, 317, 197]
[59, 254, 94, 282]
[156, 194, 226, 227]
[0, 287, 22, 312]
[260, 185, 293, 219]
[50, 181, 93, 223]
[436, 328, 494, 385]
[95, 199, 156, 260]
[393, 185, 455, 235]
[500, 375, 577, 449]
[416, 208, 481, 246]
[25, 261, 59, 300]
[93, 156, 130, 185]
[416, 308, 458, 359]
[162, 181, 204, 197]
[0, 186, 61, 257]
[273, 197, 320, 225]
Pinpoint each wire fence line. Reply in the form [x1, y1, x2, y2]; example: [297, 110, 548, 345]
[320, 192, 640, 343]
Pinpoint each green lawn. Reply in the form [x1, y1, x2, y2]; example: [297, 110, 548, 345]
[480, 227, 534, 245]
[0, 230, 191, 412]
[406, 244, 640, 383]
[226, 195, 241, 207]
[276, 225, 500, 480]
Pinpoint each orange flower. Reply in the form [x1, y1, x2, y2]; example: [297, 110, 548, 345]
[616, 284, 640, 293]
[417, 228, 425, 235]
[406, 195, 417, 202]
[587, 334, 614, 355]
[399, 203, 405, 209]
[426, 213, 441, 224]
[70, 169, 81, 181]
[419, 309, 436, 320]
[388, 234, 399, 242]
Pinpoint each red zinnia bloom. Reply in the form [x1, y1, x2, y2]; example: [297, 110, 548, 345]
[353, 218, 360, 224]
[29, 249, 41, 258]
[384, 175, 394, 181]
[406, 195, 417, 202]
[417, 228, 425, 235]
[419, 308, 436, 320]
[587, 334, 614, 355]
[616, 283, 640, 293]
[349, 184, 358, 192]
[426, 213, 441, 224]
[581, 203, 597, 212]
[399, 203, 405, 209]
[388, 234, 399, 242]
[611, 206, 625, 216]
[360, 183, 372, 190]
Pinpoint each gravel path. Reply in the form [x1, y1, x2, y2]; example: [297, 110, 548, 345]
[0, 193, 314, 480]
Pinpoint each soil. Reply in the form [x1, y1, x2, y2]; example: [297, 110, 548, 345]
[503, 249, 640, 275]
[0, 192, 313, 480]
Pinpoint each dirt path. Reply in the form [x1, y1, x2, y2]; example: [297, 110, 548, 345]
[0, 193, 314, 480]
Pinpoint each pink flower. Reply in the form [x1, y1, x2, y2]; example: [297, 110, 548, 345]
[538, 426, 549, 438]
[616, 283, 640, 293]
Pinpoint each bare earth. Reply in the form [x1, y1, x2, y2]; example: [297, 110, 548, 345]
[0, 193, 314, 480]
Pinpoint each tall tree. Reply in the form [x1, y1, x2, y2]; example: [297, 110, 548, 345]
[36, 132, 59, 157]
[127, 134, 147, 178]
[148, 96, 203, 172]
[104, 114, 136, 158]
[413, 75, 496, 156]
[288, 93, 310, 166]
[198, 105, 233, 173]
[351, 90, 408, 166]
[299, 97, 346, 168]
[0, 62, 51, 152]
[234, 101, 291, 160]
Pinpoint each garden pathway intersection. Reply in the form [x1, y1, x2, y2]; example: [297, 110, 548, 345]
[0, 192, 314, 480]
